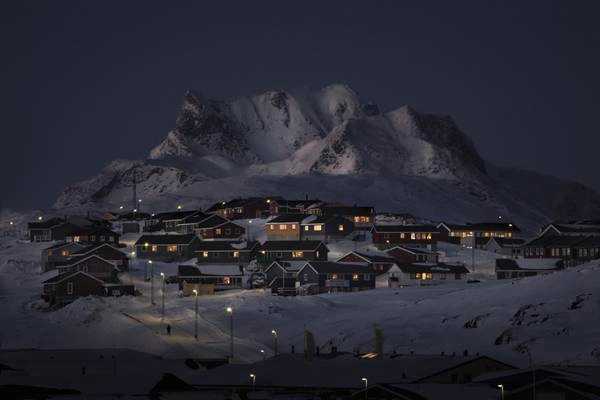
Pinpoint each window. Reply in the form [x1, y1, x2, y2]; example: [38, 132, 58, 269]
[100, 235, 105, 242]
[427, 233, 432, 240]
[316, 251, 320, 258]
[400, 233, 405, 239]
[292, 251, 304, 258]
[410, 273, 417, 280]
[235, 229, 240, 234]
[215, 228, 222, 235]
[303, 273, 308, 281]
[225, 228, 231, 235]
[383, 233, 390, 239]
[233, 251, 240, 258]
[440, 273, 447, 280]
[167, 245, 177, 252]
[73, 236, 81, 243]
[291, 224, 296, 230]
[82, 265, 88, 272]
[279, 224, 287, 230]
[223, 277, 231, 285]
[270, 225, 275, 230]
[411, 233, 416, 240]
[90, 235, 96, 242]
[364, 274, 370, 281]
[338, 225, 344, 232]
[109, 236, 114, 242]
[353, 216, 360, 223]
[67, 282, 74, 295]
[455, 273, 462, 280]
[151, 245, 158, 252]
[314, 225, 322, 231]
[330, 273, 338, 280]
[304, 226, 309, 231]
[202, 251, 209, 258]
[352, 274, 359, 281]
[61, 250, 69, 257]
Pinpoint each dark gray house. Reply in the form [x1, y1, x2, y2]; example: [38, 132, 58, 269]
[134, 234, 201, 261]
[41, 242, 87, 272]
[264, 260, 306, 295]
[300, 215, 355, 242]
[495, 259, 561, 280]
[176, 264, 244, 291]
[196, 241, 259, 264]
[257, 241, 328, 265]
[27, 218, 79, 242]
[296, 261, 375, 294]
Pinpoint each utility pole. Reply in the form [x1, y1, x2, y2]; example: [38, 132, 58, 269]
[150, 260, 155, 305]
[193, 289, 198, 340]
[160, 272, 165, 321]
[271, 329, 278, 355]
[227, 307, 234, 361]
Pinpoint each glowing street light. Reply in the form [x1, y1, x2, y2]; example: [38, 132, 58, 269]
[361, 377, 368, 399]
[271, 329, 278, 355]
[150, 260, 155, 305]
[119, 205, 124, 210]
[260, 349, 265, 360]
[38, 216, 43, 221]
[192, 289, 199, 340]
[9, 221, 14, 225]
[160, 272, 166, 321]
[497, 384, 504, 400]
[249, 373, 256, 391]
[177, 205, 182, 210]
[226, 307, 234, 360]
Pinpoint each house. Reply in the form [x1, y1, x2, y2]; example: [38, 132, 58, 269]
[264, 260, 306, 295]
[27, 218, 79, 242]
[574, 236, 600, 260]
[393, 262, 470, 286]
[483, 237, 525, 257]
[196, 241, 259, 264]
[268, 198, 323, 216]
[523, 236, 588, 265]
[385, 246, 439, 263]
[64, 227, 120, 245]
[437, 222, 521, 247]
[41, 242, 86, 272]
[296, 261, 375, 294]
[336, 251, 403, 288]
[176, 264, 244, 291]
[265, 214, 306, 241]
[258, 241, 329, 265]
[206, 198, 270, 219]
[320, 205, 375, 230]
[371, 225, 439, 250]
[300, 215, 355, 242]
[495, 258, 561, 280]
[42, 254, 130, 304]
[134, 234, 201, 261]
[145, 210, 203, 232]
[172, 212, 208, 234]
[190, 214, 245, 240]
[66, 243, 129, 270]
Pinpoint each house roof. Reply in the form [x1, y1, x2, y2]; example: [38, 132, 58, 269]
[193, 214, 233, 229]
[134, 234, 198, 246]
[495, 258, 560, 271]
[544, 223, 600, 235]
[43, 242, 86, 251]
[396, 262, 470, 274]
[195, 241, 258, 252]
[42, 270, 106, 285]
[525, 235, 588, 248]
[27, 218, 65, 230]
[178, 264, 242, 277]
[438, 222, 520, 232]
[206, 197, 265, 212]
[304, 261, 374, 274]
[267, 213, 307, 223]
[264, 260, 306, 273]
[386, 246, 437, 255]
[573, 236, 600, 248]
[57, 254, 119, 271]
[260, 241, 326, 251]
[175, 212, 209, 225]
[66, 227, 119, 237]
[154, 210, 201, 221]
[372, 224, 438, 233]
[70, 243, 127, 257]
[338, 251, 398, 264]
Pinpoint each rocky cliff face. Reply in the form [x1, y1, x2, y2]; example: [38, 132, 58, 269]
[53, 84, 600, 228]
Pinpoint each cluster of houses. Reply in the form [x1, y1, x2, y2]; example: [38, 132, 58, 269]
[27, 197, 600, 303]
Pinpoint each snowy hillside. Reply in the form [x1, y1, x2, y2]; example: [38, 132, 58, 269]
[0, 236, 599, 366]
[53, 84, 600, 228]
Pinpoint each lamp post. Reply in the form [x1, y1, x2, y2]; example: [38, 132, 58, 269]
[226, 307, 233, 361]
[160, 272, 165, 321]
[497, 384, 504, 400]
[192, 289, 198, 340]
[247, 219, 252, 241]
[361, 377, 368, 400]
[271, 329, 278, 356]
[260, 349, 265, 360]
[249, 373, 256, 391]
[149, 260, 155, 305]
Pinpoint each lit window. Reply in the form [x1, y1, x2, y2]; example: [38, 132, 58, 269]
[338, 225, 344, 232]
[233, 251, 240, 258]
[292, 251, 304, 258]
[304, 226, 309, 231]
[151, 245, 158, 252]
[73, 236, 81, 243]
[353, 216, 360, 223]
[427, 233, 432, 240]
[61, 250, 69, 257]
[270, 225, 275, 230]
[352, 274, 359, 281]
[416, 272, 422, 279]
[223, 277, 231, 285]
[400, 233, 405, 239]
[314, 225, 322, 231]
[291, 224, 296, 230]
[411, 233, 416, 240]
[202, 251, 209, 258]
[331, 273, 338, 280]
[167, 245, 177, 252]
[279, 224, 287, 230]
[316, 251, 320, 258]
[216, 228, 222, 235]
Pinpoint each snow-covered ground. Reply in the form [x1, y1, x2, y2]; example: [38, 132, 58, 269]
[1, 233, 599, 367]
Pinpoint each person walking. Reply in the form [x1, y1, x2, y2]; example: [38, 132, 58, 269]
[166, 324, 171, 336]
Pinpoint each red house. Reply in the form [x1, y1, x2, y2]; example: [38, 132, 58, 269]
[371, 225, 439, 250]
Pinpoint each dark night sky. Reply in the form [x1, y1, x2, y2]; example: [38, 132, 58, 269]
[2, 1, 599, 210]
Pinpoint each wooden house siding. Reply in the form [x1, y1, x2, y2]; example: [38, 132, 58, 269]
[196, 222, 245, 240]
[43, 273, 105, 304]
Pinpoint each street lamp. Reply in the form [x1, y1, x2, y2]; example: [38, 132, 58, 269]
[249, 373, 256, 391]
[192, 289, 198, 340]
[271, 329, 278, 355]
[226, 307, 234, 360]
[497, 384, 504, 400]
[361, 377, 368, 400]
[177, 205, 182, 210]
[38, 216, 43, 221]
[149, 260, 155, 305]
[160, 272, 165, 321]
[260, 349, 265, 360]
[144, 258, 150, 280]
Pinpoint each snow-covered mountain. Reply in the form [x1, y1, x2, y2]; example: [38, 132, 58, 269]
[55, 84, 600, 230]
